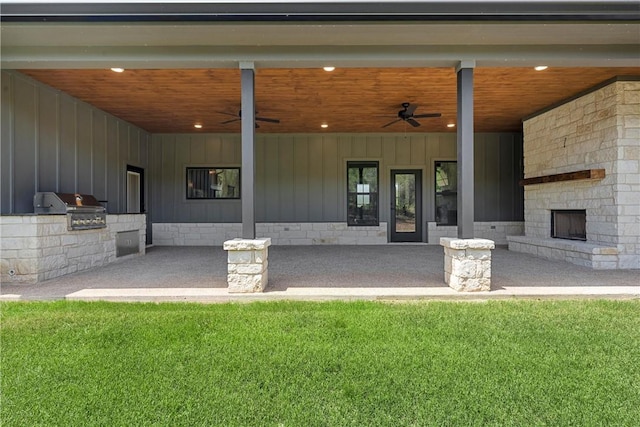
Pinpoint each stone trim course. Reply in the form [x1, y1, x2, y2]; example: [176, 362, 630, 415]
[154, 222, 387, 246]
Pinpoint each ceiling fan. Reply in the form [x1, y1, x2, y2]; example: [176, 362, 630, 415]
[381, 103, 441, 128]
[217, 109, 280, 128]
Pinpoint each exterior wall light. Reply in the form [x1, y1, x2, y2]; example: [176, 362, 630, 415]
[110, 68, 125, 73]
[321, 123, 329, 128]
[323, 66, 335, 72]
[534, 66, 549, 71]
[194, 124, 203, 129]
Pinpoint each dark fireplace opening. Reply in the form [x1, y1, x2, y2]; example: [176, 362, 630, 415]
[551, 210, 586, 241]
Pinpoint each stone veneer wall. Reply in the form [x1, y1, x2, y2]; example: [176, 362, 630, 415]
[511, 80, 639, 269]
[0, 214, 146, 284]
[153, 221, 522, 246]
[153, 222, 387, 246]
[427, 222, 524, 245]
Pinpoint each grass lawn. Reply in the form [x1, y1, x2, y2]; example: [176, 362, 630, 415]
[1, 300, 639, 426]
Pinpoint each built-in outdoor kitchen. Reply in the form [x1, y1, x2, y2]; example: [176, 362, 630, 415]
[0, 193, 145, 284]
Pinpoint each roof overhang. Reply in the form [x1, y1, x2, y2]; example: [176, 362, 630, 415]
[2, 1, 639, 22]
[2, 1, 639, 69]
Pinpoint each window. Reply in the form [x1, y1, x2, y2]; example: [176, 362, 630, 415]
[186, 168, 240, 199]
[435, 161, 457, 225]
[347, 162, 379, 226]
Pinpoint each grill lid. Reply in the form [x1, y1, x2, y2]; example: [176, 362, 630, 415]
[34, 192, 106, 214]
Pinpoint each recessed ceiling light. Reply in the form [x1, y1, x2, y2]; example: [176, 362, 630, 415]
[110, 67, 125, 73]
[534, 66, 548, 71]
[194, 124, 203, 129]
[321, 123, 329, 128]
[447, 123, 456, 128]
[323, 66, 335, 72]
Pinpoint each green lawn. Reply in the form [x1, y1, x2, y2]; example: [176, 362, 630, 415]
[1, 300, 639, 426]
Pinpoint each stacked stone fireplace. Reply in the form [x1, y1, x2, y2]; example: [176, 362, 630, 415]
[507, 79, 639, 270]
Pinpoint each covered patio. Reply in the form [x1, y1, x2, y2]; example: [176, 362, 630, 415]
[1, 245, 638, 301]
[1, 1, 638, 291]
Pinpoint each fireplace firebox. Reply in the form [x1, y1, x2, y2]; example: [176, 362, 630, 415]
[551, 210, 586, 241]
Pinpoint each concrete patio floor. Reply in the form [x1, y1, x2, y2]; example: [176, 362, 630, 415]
[1, 245, 638, 301]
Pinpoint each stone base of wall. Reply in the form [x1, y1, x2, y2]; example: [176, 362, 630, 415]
[153, 222, 388, 246]
[507, 235, 623, 269]
[224, 238, 271, 293]
[0, 214, 146, 284]
[441, 237, 495, 292]
[427, 222, 524, 245]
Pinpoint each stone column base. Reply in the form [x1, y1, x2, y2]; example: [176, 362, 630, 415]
[440, 237, 495, 292]
[223, 238, 271, 293]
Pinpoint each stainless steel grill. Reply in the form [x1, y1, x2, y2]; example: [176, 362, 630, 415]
[34, 192, 107, 230]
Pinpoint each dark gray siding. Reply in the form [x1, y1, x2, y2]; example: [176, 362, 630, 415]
[150, 134, 242, 223]
[12, 76, 38, 213]
[151, 132, 523, 223]
[0, 69, 522, 222]
[474, 133, 524, 221]
[0, 70, 151, 214]
[1, 74, 13, 212]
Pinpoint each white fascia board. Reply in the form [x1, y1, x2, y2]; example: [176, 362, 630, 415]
[1, 1, 639, 21]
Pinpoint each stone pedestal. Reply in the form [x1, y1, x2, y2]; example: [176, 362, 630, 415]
[223, 238, 271, 293]
[440, 237, 495, 292]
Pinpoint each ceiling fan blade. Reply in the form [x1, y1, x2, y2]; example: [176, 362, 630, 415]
[413, 113, 442, 118]
[215, 110, 239, 118]
[406, 118, 421, 127]
[221, 118, 241, 124]
[382, 119, 402, 128]
[405, 104, 418, 115]
[255, 116, 280, 123]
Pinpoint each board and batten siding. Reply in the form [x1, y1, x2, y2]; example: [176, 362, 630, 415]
[150, 132, 523, 224]
[0, 70, 150, 214]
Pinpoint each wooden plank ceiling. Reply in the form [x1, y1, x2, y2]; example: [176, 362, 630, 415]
[21, 67, 640, 134]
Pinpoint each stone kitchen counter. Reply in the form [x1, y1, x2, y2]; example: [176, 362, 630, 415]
[1, 214, 146, 284]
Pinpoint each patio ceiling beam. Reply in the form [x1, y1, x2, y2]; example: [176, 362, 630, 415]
[3, 44, 639, 70]
[240, 63, 256, 240]
[456, 60, 475, 239]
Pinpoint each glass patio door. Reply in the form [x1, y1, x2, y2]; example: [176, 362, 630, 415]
[390, 170, 422, 242]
